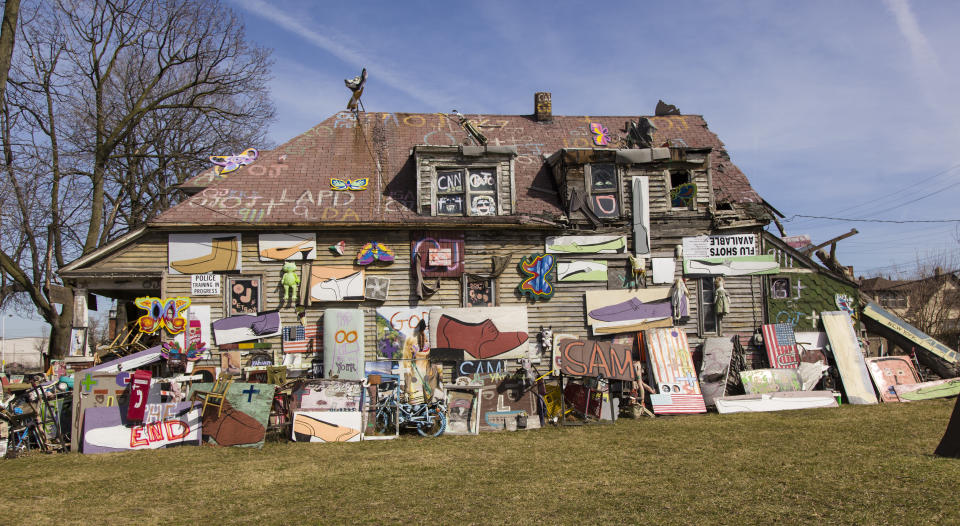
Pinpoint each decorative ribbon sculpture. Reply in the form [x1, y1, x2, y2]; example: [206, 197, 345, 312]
[209, 148, 258, 176]
[517, 254, 556, 300]
[134, 296, 191, 334]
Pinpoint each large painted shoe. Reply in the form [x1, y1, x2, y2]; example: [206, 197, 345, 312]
[201, 400, 265, 447]
[171, 236, 239, 274]
[292, 413, 360, 442]
[436, 314, 528, 359]
[588, 297, 673, 322]
[259, 240, 312, 261]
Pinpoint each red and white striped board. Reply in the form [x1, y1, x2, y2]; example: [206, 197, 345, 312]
[282, 323, 320, 354]
[762, 323, 800, 368]
[644, 328, 706, 414]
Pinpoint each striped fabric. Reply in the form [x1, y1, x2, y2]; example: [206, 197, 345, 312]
[644, 328, 706, 414]
[762, 323, 800, 368]
[282, 324, 320, 354]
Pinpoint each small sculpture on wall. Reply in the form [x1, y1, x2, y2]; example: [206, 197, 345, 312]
[209, 148, 258, 177]
[281, 261, 301, 303]
[329, 240, 346, 255]
[356, 242, 395, 265]
[331, 178, 368, 191]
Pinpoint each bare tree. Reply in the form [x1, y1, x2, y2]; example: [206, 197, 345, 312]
[0, 0, 275, 359]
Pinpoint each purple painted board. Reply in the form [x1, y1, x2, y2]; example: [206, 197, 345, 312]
[82, 401, 201, 454]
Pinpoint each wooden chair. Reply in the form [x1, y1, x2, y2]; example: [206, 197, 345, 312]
[191, 374, 233, 418]
[267, 366, 287, 386]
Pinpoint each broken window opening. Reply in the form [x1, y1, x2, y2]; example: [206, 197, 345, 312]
[699, 277, 718, 334]
[669, 170, 696, 210]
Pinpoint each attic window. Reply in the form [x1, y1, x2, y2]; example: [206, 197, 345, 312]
[669, 170, 696, 209]
[435, 168, 498, 216]
[587, 163, 620, 219]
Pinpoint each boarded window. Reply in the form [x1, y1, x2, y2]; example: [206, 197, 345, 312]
[435, 168, 498, 216]
[700, 277, 717, 334]
[588, 163, 620, 219]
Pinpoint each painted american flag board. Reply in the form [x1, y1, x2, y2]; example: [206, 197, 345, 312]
[644, 327, 706, 414]
[282, 323, 320, 353]
[762, 323, 801, 368]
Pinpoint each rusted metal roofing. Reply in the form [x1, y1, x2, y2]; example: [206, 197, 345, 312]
[151, 111, 762, 227]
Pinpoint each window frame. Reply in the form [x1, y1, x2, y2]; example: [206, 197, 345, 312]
[668, 169, 696, 210]
[434, 166, 499, 217]
[698, 277, 720, 336]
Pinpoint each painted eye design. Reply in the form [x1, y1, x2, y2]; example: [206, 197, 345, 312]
[134, 296, 191, 334]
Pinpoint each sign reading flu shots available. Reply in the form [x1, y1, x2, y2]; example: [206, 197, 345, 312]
[682, 234, 758, 258]
[191, 274, 221, 296]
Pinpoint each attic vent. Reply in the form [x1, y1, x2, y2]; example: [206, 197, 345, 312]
[534, 92, 552, 122]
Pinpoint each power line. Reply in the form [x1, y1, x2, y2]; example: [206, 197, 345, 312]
[784, 214, 960, 224]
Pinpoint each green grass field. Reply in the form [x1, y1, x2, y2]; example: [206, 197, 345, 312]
[3, 399, 959, 525]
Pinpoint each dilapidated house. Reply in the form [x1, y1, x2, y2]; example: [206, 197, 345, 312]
[58, 93, 781, 401]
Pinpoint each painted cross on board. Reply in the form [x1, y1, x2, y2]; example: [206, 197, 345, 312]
[242, 385, 260, 403]
[81, 373, 97, 392]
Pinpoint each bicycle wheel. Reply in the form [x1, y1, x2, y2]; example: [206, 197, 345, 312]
[417, 409, 446, 437]
[374, 408, 393, 435]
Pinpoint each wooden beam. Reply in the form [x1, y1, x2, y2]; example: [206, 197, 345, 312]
[803, 228, 858, 255]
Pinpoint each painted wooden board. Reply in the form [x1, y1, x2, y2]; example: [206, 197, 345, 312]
[72, 369, 162, 453]
[644, 328, 706, 414]
[715, 392, 838, 414]
[545, 235, 627, 254]
[894, 378, 960, 401]
[211, 311, 282, 345]
[632, 176, 650, 256]
[258, 233, 316, 261]
[411, 231, 465, 277]
[187, 382, 273, 448]
[865, 356, 920, 403]
[375, 306, 430, 359]
[683, 255, 779, 276]
[699, 337, 734, 407]
[556, 260, 608, 282]
[445, 387, 482, 435]
[282, 321, 320, 353]
[309, 266, 365, 302]
[821, 311, 878, 405]
[862, 301, 959, 364]
[762, 323, 801, 368]
[291, 379, 364, 412]
[291, 411, 362, 442]
[323, 309, 365, 381]
[429, 307, 529, 360]
[556, 338, 635, 381]
[585, 288, 673, 335]
[740, 369, 803, 394]
[477, 375, 540, 432]
[168, 233, 242, 274]
[82, 402, 201, 454]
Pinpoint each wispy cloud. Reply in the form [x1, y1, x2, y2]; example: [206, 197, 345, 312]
[883, 0, 951, 114]
[230, 0, 454, 110]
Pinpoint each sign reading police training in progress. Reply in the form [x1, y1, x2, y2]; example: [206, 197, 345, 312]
[191, 274, 221, 296]
[682, 234, 757, 258]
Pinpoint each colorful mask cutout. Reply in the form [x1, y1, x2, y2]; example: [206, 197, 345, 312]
[134, 297, 191, 334]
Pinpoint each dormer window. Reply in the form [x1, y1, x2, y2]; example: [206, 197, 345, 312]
[436, 167, 498, 216]
[587, 163, 620, 219]
[669, 170, 696, 209]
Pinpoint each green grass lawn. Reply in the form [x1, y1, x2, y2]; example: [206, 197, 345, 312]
[4, 399, 959, 525]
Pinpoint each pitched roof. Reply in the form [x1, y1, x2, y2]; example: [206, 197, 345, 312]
[151, 111, 762, 227]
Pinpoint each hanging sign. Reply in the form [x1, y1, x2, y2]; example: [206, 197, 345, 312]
[682, 234, 758, 258]
[191, 274, 221, 296]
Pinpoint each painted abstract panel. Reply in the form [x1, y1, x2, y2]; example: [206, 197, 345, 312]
[82, 402, 201, 455]
[643, 328, 706, 414]
[866, 356, 920, 403]
[445, 388, 481, 435]
[258, 233, 316, 261]
[375, 307, 430, 359]
[291, 379, 364, 412]
[187, 381, 273, 448]
[545, 235, 626, 254]
[585, 288, 673, 335]
[291, 411, 362, 442]
[310, 266, 365, 302]
[429, 307, 529, 360]
[739, 369, 803, 394]
[477, 375, 540, 432]
[556, 260, 608, 282]
[168, 233, 242, 275]
[411, 231, 465, 277]
[556, 338, 634, 381]
[821, 311, 878, 405]
[323, 309, 365, 381]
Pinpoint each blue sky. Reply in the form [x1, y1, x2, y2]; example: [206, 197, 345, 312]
[9, 0, 960, 337]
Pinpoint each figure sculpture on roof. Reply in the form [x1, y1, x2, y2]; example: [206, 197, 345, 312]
[623, 117, 657, 149]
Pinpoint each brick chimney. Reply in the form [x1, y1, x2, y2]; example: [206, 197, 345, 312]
[534, 92, 552, 122]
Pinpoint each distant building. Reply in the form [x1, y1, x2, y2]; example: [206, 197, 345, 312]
[2, 336, 46, 371]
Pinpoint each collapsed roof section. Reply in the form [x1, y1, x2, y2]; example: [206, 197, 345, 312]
[151, 110, 763, 228]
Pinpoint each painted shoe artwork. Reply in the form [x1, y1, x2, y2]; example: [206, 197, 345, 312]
[356, 242, 395, 265]
[545, 235, 626, 254]
[436, 314, 528, 359]
[292, 413, 361, 442]
[259, 240, 312, 261]
[311, 271, 364, 301]
[201, 400, 266, 447]
[171, 236, 239, 274]
[588, 297, 673, 322]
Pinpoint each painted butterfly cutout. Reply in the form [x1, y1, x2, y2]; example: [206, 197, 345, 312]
[590, 123, 610, 146]
[134, 296, 191, 334]
[518, 254, 556, 300]
[356, 242, 395, 265]
[209, 148, 258, 176]
[330, 178, 368, 191]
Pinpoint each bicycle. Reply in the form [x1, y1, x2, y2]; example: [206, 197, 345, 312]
[374, 385, 447, 437]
